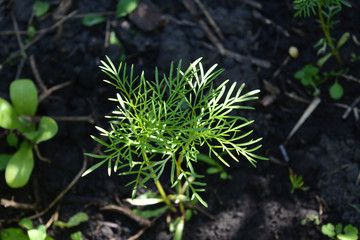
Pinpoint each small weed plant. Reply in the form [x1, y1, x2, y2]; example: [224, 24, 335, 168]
[293, 0, 351, 67]
[294, 64, 344, 99]
[293, 0, 351, 100]
[0, 212, 88, 240]
[83, 57, 267, 239]
[322, 222, 358, 240]
[288, 168, 309, 194]
[0, 79, 58, 188]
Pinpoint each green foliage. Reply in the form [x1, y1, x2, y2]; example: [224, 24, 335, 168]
[53, 212, 89, 229]
[294, 64, 321, 96]
[84, 57, 266, 203]
[33, 0, 50, 18]
[294, 64, 320, 87]
[84, 57, 267, 239]
[294, 64, 344, 99]
[0, 79, 58, 188]
[10, 79, 38, 116]
[293, 0, 351, 67]
[172, 217, 185, 240]
[0, 218, 54, 240]
[197, 153, 232, 180]
[322, 223, 359, 240]
[0, 97, 21, 129]
[132, 206, 168, 219]
[289, 168, 309, 194]
[7, 132, 19, 147]
[5, 142, 34, 188]
[293, 0, 351, 18]
[27, 26, 36, 41]
[300, 214, 320, 226]
[116, 0, 139, 18]
[70, 231, 84, 240]
[329, 80, 343, 99]
[0, 213, 87, 240]
[82, 14, 106, 27]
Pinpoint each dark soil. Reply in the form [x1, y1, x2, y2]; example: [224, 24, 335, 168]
[1, 0, 360, 239]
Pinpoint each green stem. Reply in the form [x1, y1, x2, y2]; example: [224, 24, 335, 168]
[317, 5, 343, 66]
[142, 150, 177, 212]
[155, 180, 177, 212]
[176, 153, 185, 214]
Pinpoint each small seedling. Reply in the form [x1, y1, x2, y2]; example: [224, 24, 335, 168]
[321, 223, 359, 240]
[294, 64, 344, 99]
[33, 0, 50, 18]
[294, 63, 321, 96]
[53, 212, 89, 229]
[0, 218, 53, 240]
[82, 14, 106, 27]
[300, 214, 320, 226]
[116, 0, 139, 18]
[0, 213, 88, 240]
[293, 0, 351, 67]
[197, 153, 232, 180]
[70, 231, 84, 240]
[0, 79, 58, 188]
[83, 57, 267, 239]
[289, 168, 309, 194]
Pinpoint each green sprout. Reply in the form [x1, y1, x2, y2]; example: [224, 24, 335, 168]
[116, 0, 139, 18]
[289, 168, 309, 194]
[322, 223, 359, 240]
[33, 0, 50, 18]
[82, 14, 106, 27]
[197, 153, 232, 180]
[0, 212, 88, 240]
[83, 57, 267, 238]
[0, 79, 58, 188]
[294, 64, 344, 99]
[293, 0, 351, 67]
[294, 63, 321, 96]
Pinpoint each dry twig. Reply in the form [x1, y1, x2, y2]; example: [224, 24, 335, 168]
[100, 205, 151, 228]
[193, 0, 225, 40]
[38, 80, 74, 103]
[182, 0, 271, 68]
[29, 55, 47, 92]
[0, 198, 41, 211]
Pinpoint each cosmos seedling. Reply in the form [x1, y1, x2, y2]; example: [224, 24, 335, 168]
[83, 57, 267, 239]
[293, 0, 351, 67]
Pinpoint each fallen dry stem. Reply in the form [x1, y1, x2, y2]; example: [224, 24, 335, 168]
[0, 198, 41, 211]
[38, 80, 74, 103]
[100, 205, 151, 228]
[29, 55, 47, 92]
[193, 0, 225, 40]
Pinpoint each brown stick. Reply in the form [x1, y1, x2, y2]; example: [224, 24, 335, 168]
[100, 205, 151, 227]
[38, 80, 74, 103]
[29, 55, 47, 92]
[0, 198, 41, 211]
[193, 0, 225, 41]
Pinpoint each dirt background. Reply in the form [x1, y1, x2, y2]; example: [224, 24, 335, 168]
[1, 0, 360, 239]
